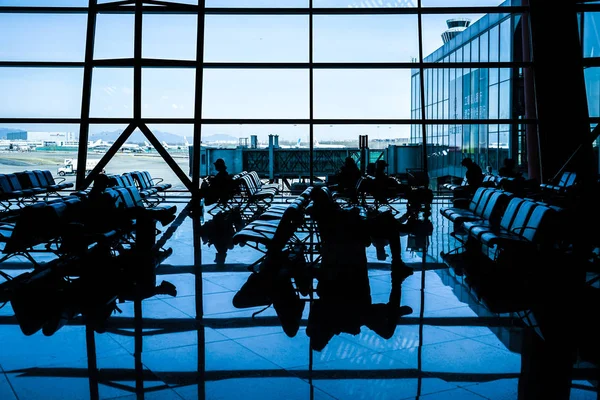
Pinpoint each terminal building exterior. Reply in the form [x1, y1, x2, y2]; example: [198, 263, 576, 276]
[411, 0, 600, 188]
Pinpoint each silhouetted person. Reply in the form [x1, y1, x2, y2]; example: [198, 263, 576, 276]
[336, 157, 361, 201]
[461, 157, 483, 193]
[499, 157, 521, 178]
[205, 158, 235, 206]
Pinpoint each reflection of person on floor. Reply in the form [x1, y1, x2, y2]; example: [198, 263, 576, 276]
[199, 208, 243, 265]
[306, 187, 412, 351]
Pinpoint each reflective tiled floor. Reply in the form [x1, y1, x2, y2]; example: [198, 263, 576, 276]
[0, 197, 598, 399]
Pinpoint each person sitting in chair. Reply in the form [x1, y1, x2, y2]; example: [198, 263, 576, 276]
[204, 158, 236, 206]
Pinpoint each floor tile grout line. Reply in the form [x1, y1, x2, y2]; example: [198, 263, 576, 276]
[0, 364, 20, 400]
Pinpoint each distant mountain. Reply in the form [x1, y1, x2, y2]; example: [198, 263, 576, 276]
[0, 127, 25, 140]
[89, 130, 187, 145]
[202, 134, 238, 143]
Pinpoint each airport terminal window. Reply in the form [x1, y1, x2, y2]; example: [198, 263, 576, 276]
[0, 0, 87, 5]
[202, 69, 309, 119]
[0, 14, 87, 62]
[142, 14, 197, 61]
[480, 31, 489, 61]
[204, 15, 308, 63]
[142, 69, 196, 119]
[94, 14, 134, 60]
[489, 25, 499, 62]
[499, 18, 512, 62]
[313, 15, 419, 63]
[313, 69, 409, 119]
[89, 68, 134, 119]
[0, 68, 84, 118]
[585, 67, 600, 117]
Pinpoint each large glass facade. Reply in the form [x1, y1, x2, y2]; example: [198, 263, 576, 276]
[0, 0, 535, 193]
[410, 2, 526, 186]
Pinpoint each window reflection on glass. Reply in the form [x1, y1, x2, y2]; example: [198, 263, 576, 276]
[90, 68, 133, 118]
[204, 15, 308, 62]
[94, 13, 134, 60]
[313, 15, 418, 62]
[202, 70, 309, 119]
[142, 14, 197, 60]
[142, 69, 196, 118]
[314, 69, 409, 119]
[0, 14, 87, 61]
[0, 68, 83, 118]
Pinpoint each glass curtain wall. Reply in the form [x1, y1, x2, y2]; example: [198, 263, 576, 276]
[409, 0, 531, 187]
[0, 0, 558, 193]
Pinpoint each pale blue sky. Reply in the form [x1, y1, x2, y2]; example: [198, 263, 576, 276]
[0, 0, 504, 143]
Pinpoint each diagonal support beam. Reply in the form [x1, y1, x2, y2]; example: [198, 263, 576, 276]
[138, 123, 193, 191]
[81, 123, 137, 188]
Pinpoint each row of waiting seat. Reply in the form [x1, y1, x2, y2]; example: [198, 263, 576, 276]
[439, 186, 568, 313]
[0, 170, 73, 211]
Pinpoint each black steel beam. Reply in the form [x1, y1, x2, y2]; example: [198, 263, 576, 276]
[134, 0, 142, 121]
[0, 60, 532, 69]
[0, 117, 539, 125]
[139, 123, 194, 191]
[417, 0, 428, 174]
[309, 0, 314, 185]
[81, 123, 137, 188]
[76, 0, 98, 190]
[0, 5, 530, 15]
[191, 0, 206, 197]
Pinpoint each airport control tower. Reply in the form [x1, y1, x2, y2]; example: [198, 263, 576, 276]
[441, 17, 471, 44]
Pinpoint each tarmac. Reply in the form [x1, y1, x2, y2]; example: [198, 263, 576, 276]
[0, 150, 191, 190]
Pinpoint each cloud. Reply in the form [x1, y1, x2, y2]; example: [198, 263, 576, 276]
[172, 104, 179, 109]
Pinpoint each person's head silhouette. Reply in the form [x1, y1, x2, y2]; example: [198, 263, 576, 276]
[214, 158, 227, 173]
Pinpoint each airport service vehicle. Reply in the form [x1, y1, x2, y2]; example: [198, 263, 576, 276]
[57, 159, 103, 176]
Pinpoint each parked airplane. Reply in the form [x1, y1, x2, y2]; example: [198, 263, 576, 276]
[294, 138, 346, 149]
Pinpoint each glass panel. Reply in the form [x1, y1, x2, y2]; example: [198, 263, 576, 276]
[0, 0, 87, 6]
[583, 12, 600, 58]
[480, 31, 489, 62]
[142, 14, 197, 60]
[499, 17, 512, 62]
[499, 79, 510, 119]
[313, 15, 418, 62]
[314, 0, 416, 7]
[94, 13, 134, 60]
[90, 68, 134, 118]
[489, 25, 499, 62]
[142, 69, 196, 118]
[0, 14, 87, 62]
[314, 69, 410, 119]
[202, 69, 309, 119]
[585, 67, 600, 118]
[206, 0, 307, 7]
[488, 83, 499, 119]
[0, 123, 82, 181]
[204, 15, 308, 62]
[0, 68, 83, 118]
